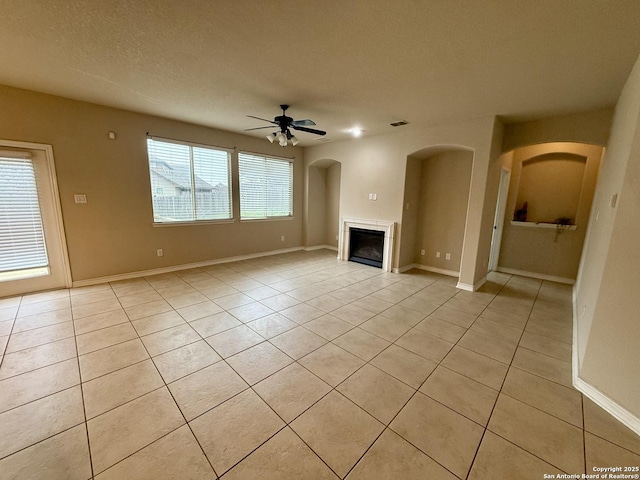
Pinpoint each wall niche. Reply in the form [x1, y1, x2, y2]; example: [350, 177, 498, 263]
[498, 142, 603, 281]
[515, 152, 586, 225]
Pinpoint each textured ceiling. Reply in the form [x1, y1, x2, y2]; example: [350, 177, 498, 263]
[1, 0, 640, 145]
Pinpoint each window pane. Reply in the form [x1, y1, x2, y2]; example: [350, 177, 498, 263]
[266, 159, 292, 217]
[147, 138, 231, 223]
[193, 147, 231, 220]
[239, 153, 292, 219]
[0, 157, 49, 273]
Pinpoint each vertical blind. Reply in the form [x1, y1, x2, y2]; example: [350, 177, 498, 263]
[147, 138, 232, 223]
[0, 155, 49, 273]
[238, 152, 293, 219]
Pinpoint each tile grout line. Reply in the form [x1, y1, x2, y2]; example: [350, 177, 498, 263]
[70, 284, 102, 480]
[339, 274, 510, 479]
[466, 278, 584, 478]
[460, 273, 531, 480]
[183, 264, 419, 477]
[114, 279, 221, 479]
[0, 296, 26, 372]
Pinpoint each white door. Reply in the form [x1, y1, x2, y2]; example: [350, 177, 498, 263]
[0, 140, 71, 297]
[488, 168, 511, 272]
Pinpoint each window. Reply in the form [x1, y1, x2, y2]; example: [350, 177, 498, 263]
[147, 137, 232, 223]
[0, 154, 49, 276]
[238, 152, 293, 220]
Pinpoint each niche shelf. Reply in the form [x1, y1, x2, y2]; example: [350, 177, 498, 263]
[510, 221, 577, 230]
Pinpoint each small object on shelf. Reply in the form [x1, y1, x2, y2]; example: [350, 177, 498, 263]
[555, 216, 572, 226]
[554, 217, 573, 242]
[514, 201, 528, 222]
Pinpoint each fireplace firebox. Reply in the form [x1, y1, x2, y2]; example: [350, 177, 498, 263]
[349, 228, 385, 268]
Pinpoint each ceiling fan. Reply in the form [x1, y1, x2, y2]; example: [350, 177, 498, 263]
[245, 104, 326, 146]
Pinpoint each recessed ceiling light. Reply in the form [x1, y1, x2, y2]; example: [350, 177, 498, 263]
[350, 127, 362, 138]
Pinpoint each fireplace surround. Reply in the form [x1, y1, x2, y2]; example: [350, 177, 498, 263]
[338, 218, 396, 272]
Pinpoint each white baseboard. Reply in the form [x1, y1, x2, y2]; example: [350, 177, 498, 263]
[572, 287, 580, 386]
[574, 376, 640, 437]
[456, 276, 487, 292]
[497, 267, 575, 285]
[572, 287, 640, 436]
[305, 244, 338, 252]
[392, 264, 416, 274]
[394, 263, 460, 277]
[72, 246, 309, 288]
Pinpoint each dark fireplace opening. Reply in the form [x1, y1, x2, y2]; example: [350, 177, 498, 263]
[349, 228, 384, 268]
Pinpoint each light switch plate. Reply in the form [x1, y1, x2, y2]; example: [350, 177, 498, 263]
[74, 194, 87, 204]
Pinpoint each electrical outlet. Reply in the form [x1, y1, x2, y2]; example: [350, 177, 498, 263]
[436, 252, 440, 258]
[157, 249, 163, 257]
[280, 235, 285, 242]
[420, 249, 425, 255]
[445, 253, 451, 260]
[74, 194, 87, 204]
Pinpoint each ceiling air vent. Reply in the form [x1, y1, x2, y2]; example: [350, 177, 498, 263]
[315, 137, 332, 142]
[389, 120, 409, 127]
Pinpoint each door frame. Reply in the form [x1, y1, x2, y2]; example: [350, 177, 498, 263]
[0, 139, 72, 296]
[489, 167, 511, 272]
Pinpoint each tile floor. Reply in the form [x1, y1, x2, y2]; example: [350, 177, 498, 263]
[0, 249, 639, 479]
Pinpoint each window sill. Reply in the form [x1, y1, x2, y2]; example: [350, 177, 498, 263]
[510, 221, 577, 230]
[153, 219, 236, 227]
[240, 216, 294, 223]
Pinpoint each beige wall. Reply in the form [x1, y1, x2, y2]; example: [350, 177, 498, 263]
[498, 143, 602, 280]
[0, 85, 304, 282]
[306, 166, 327, 247]
[413, 151, 473, 272]
[502, 108, 613, 152]
[398, 156, 423, 267]
[577, 54, 640, 419]
[516, 155, 586, 223]
[325, 163, 341, 247]
[305, 116, 501, 288]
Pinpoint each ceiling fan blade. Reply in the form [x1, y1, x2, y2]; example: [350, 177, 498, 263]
[246, 115, 277, 124]
[292, 125, 326, 136]
[244, 126, 278, 131]
[291, 119, 316, 126]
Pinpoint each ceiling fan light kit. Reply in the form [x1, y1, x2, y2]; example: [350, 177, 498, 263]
[246, 105, 325, 147]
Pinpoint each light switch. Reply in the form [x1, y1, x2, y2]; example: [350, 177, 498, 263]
[74, 194, 87, 204]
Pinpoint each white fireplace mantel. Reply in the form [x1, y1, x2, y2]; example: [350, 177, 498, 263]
[339, 217, 396, 272]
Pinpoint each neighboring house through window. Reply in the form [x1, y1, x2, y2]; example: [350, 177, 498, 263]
[146, 137, 232, 223]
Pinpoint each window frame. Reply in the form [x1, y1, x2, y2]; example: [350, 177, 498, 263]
[238, 151, 294, 221]
[146, 136, 234, 226]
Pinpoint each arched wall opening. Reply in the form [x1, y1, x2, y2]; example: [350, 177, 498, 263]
[398, 145, 475, 279]
[304, 158, 341, 249]
[494, 142, 604, 283]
